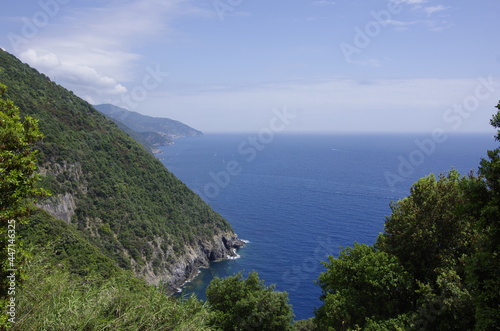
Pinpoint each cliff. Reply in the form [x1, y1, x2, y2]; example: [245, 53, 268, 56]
[0, 49, 244, 290]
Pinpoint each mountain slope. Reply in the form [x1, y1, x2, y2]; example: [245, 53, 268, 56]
[94, 103, 202, 147]
[103, 115, 161, 154]
[0, 49, 243, 292]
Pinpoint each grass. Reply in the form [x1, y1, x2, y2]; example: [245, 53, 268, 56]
[12, 250, 213, 331]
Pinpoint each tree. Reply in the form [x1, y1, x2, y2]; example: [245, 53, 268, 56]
[315, 171, 484, 329]
[376, 170, 485, 329]
[467, 101, 500, 330]
[411, 268, 475, 331]
[0, 84, 45, 325]
[293, 318, 317, 331]
[0, 84, 45, 223]
[315, 244, 412, 330]
[377, 170, 484, 283]
[206, 271, 294, 331]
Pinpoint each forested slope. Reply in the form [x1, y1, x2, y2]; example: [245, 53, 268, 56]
[0, 49, 243, 292]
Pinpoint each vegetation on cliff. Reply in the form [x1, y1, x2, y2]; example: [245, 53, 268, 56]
[0, 86, 211, 329]
[0, 82, 46, 326]
[0, 52, 239, 329]
[0, 50, 240, 293]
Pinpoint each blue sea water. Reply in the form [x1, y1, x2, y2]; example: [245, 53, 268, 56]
[159, 133, 497, 321]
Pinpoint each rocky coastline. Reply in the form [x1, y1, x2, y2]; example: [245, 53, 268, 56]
[163, 233, 246, 294]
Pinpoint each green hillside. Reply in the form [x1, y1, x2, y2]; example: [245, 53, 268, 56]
[0, 49, 243, 293]
[94, 103, 202, 148]
[100, 114, 162, 154]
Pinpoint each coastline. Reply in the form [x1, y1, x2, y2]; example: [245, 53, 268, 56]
[174, 240, 246, 294]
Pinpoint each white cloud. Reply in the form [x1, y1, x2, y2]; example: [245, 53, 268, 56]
[391, 0, 452, 18]
[424, 5, 450, 16]
[19, 49, 127, 100]
[391, 0, 427, 8]
[9, 0, 207, 103]
[349, 58, 384, 67]
[394, 0, 451, 18]
[24, 0, 186, 78]
[395, 0, 427, 4]
[312, 1, 336, 5]
[386, 18, 450, 31]
[385, 19, 421, 30]
[384, 0, 452, 31]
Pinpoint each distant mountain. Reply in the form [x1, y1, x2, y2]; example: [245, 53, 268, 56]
[94, 104, 202, 151]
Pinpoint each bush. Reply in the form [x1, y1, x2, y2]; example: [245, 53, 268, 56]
[206, 271, 294, 331]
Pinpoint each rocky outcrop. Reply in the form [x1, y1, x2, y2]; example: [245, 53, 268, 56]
[37, 192, 76, 224]
[37, 162, 86, 224]
[136, 232, 245, 293]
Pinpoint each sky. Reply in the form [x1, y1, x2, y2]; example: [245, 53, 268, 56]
[1, 0, 500, 133]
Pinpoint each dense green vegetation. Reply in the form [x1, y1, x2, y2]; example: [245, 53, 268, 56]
[11, 251, 211, 330]
[0, 79, 209, 330]
[0, 83, 45, 223]
[0, 83, 46, 326]
[98, 114, 162, 154]
[0, 49, 234, 285]
[0, 80, 212, 329]
[468, 106, 500, 330]
[206, 271, 294, 330]
[316, 244, 413, 329]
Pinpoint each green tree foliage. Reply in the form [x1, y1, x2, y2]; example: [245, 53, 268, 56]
[0, 83, 44, 222]
[293, 318, 317, 331]
[413, 268, 474, 330]
[206, 271, 294, 331]
[0, 84, 45, 326]
[0, 50, 242, 329]
[315, 244, 412, 330]
[314, 173, 483, 330]
[376, 171, 484, 329]
[0, 49, 234, 285]
[378, 171, 484, 284]
[467, 101, 500, 330]
[18, 208, 123, 279]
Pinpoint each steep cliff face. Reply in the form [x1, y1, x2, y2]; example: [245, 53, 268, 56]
[0, 50, 244, 289]
[37, 162, 85, 223]
[147, 232, 244, 292]
[37, 192, 76, 224]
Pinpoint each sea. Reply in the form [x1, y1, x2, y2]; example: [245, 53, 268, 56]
[159, 133, 497, 321]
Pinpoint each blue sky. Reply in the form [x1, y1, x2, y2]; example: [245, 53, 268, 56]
[1, 0, 500, 133]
